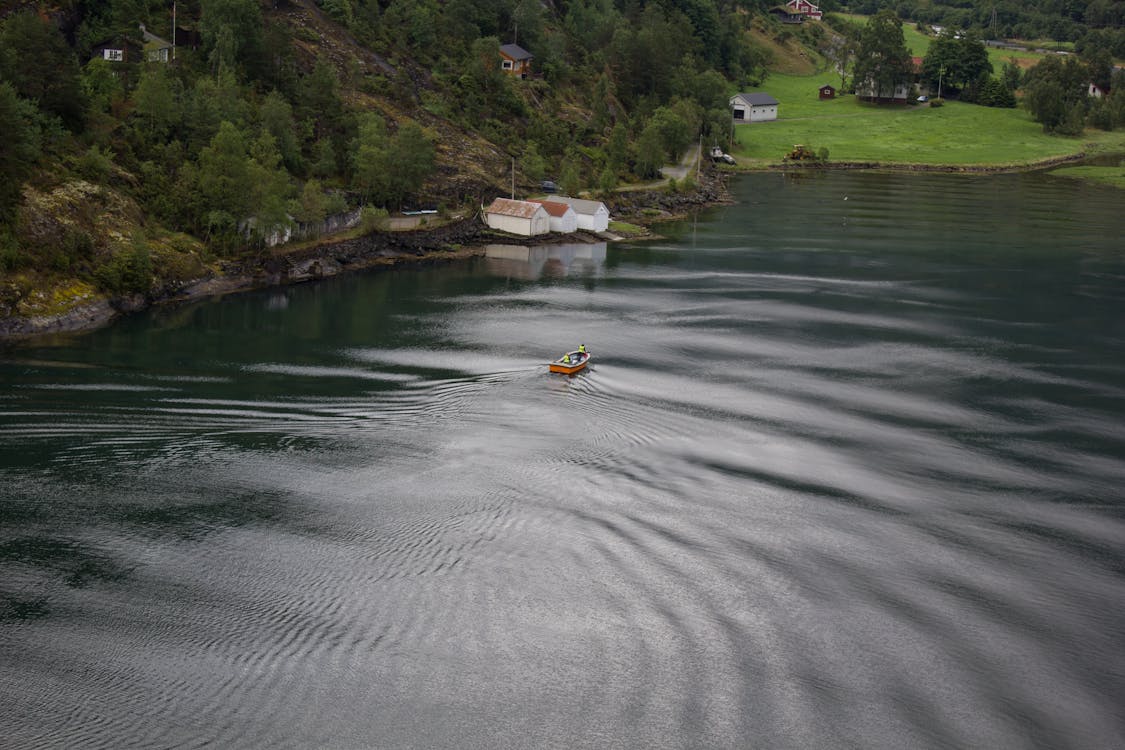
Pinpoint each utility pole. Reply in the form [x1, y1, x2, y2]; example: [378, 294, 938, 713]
[938, 65, 945, 99]
[172, 1, 176, 61]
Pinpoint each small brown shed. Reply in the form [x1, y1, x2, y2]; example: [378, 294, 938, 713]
[818, 84, 836, 100]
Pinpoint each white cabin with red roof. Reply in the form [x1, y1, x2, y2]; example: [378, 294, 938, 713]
[529, 200, 578, 234]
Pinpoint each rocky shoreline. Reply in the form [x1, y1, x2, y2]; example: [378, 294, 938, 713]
[0, 172, 729, 343]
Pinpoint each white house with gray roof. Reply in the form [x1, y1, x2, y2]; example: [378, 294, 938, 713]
[545, 197, 610, 232]
[730, 92, 779, 122]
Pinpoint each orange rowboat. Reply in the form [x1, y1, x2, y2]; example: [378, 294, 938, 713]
[549, 351, 591, 374]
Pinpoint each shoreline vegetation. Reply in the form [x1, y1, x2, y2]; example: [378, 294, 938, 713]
[0, 167, 730, 343]
[2, 148, 1123, 343]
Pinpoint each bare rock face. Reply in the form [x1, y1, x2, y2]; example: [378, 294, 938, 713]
[0, 299, 118, 339]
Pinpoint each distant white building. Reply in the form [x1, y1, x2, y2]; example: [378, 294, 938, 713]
[529, 200, 578, 234]
[856, 79, 910, 104]
[546, 196, 611, 232]
[485, 198, 550, 236]
[730, 93, 780, 122]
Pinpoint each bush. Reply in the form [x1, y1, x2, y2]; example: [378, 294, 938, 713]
[360, 205, 388, 232]
[930, 98, 945, 108]
[76, 146, 114, 183]
[94, 239, 152, 295]
[0, 228, 21, 272]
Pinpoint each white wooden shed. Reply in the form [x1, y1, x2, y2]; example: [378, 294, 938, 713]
[730, 92, 779, 122]
[485, 198, 550, 236]
[548, 197, 610, 232]
[529, 200, 578, 234]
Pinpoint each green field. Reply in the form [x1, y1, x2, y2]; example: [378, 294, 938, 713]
[831, 13, 1049, 70]
[729, 74, 1125, 167]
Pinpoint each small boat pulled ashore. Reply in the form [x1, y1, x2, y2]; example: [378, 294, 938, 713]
[549, 350, 591, 374]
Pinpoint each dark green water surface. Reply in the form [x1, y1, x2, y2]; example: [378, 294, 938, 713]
[2, 172, 1124, 749]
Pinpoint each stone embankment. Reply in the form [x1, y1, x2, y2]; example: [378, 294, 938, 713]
[605, 164, 731, 223]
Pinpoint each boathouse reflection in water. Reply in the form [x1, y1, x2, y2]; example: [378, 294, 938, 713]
[484, 243, 607, 280]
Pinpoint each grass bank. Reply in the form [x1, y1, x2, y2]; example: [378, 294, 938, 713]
[729, 73, 1125, 168]
[1049, 165, 1125, 189]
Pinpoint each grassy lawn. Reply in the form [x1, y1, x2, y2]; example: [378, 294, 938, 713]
[1049, 166, 1125, 189]
[729, 74, 1125, 167]
[830, 13, 1049, 70]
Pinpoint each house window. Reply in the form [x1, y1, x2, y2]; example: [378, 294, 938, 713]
[502, 60, 513, 70]
[103, 49, 124, 61]
[733, 108, 745, 120]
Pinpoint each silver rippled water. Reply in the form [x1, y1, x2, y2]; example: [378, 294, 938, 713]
[1, 172, 1124, 749]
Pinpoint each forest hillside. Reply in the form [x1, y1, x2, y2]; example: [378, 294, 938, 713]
[1, 0, 1122, 324]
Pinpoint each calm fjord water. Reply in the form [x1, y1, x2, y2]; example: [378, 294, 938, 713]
[2, 172, 1124, 749]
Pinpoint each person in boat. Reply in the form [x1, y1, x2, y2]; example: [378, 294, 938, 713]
[578, 344, 587, 356]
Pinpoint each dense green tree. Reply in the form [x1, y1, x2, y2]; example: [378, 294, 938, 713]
[292, 179, 329, 225]
[351, 112, 390, 202]
[852, 10, 913, 100]
[0, 11, 85, 130]
[197, 120, 253, 235]
[321, 0, 356, 28]
[1000, 59, 1023, 92]
[610, 5, 699, 106]
[648, 105, 695, 161]
[297, 61, 348, 143]
[597, 165, 617, 196]
[311, 138, 339, 179]
[351, 113, 434, 207]
[246, 131, 293, 244]
[633, 122, 666, 178]
[564, 0, 620, 57]
[671, 61, 729, 114]
[183, 72, 252, 152]
[921, 32, 992, 93]
[384, 0, 440, 57]
[559, 155, 582, 197]
[82, 58, 125, 116]
[512, 0, 546, 53]
[521, 142, 547, 183]
[259, 91, 302, 173]
[132, 64, 181, 141]
[605, 121, 630, 173]
[0, 82, 41, 225]
[971, 76, 1017, 108]
[200, 0, 263, 78]
[1023, 55, 1089, 133]
[385, 122, 435, 207]
[1081, 47, 1114, 95]
[259, 22, 300, 97]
